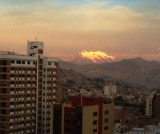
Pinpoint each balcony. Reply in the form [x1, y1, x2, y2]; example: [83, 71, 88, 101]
[10, 84, 15, 87]
[10, 112, 14, 115]
[22, 71, 25, 73]
[21, 104, 24, 107]
[28, 71, 31, 73]
[53, 78, 56, 81]
[10, 98, 14, 101]
[11, 70, 15, 73]
[10, 125, 14, 129]
[10, 91, 14, 94]
[11, 77, 15, 80]
[53, 72, 56, 75]
[27, 104, 30, 107]
[27, 111, 30, 113]
[10, 105, 14, 108]
[10, 118, 14, 122]
[27, 78, 31, 80]
[27, 117, 30, 120]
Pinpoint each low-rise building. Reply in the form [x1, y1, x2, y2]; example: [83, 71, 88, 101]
[50, 96, 114, 134]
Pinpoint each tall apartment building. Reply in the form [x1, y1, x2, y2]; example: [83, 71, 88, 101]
[146, 91, 156, 117]
[0, 41, 59, 134]
[50, 96, 114, 134]
[152, 89, 160, 119]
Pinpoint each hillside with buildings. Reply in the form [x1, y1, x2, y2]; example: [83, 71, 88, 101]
[59, 68, 152, 105]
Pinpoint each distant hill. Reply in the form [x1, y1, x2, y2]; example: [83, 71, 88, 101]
[59, 57, 160, 88]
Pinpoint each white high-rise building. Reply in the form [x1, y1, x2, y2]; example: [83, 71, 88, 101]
[104, 84, 117, 97]
[0, 41, 59, 134]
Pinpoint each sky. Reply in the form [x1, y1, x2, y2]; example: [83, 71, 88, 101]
[0, 0, 160, 61]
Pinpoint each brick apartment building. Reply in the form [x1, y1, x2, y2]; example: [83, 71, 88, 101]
[0, 41, 59, 134]
[50, 96, 114, 134]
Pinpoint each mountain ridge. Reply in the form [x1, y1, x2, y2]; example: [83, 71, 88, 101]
[59, 57, 160, 88]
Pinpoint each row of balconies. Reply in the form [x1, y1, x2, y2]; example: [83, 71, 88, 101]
[10, 77, 36, 80]
[46, 84, 56, 87]
[10, 123, 36, 129]
[10, 116, 35, 122]
[10, 84, 36, 87]
[10, 110, 36, 116]
[10, 98, 36, 102]
[10, 104, 35, 108]
[46, 78, 57, 81]
[11, 70, 35, 73]
[10, 91, 36, 95]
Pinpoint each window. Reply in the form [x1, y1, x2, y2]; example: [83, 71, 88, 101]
[73, 102, 76, 106]
[40, 59, 43, 64]
[2, 74, 7, 79]
[93, 129, 97, 133]
[22, 61, 25, 64]
[48, 62, 51, 65]
[93, 112, 97, 116]
[2, 89, 6, 93]
[2, 67, 7, 72]
[11, 60, 15, 64]
[16, 61, 21, 64]
[1, 96, 6, 100]
[2, 102, 6, 107]
[10, 102, 14, 105]
[1, 82, 7, 86]
[93, 120, 97, 125]
[104, 118, 108, 123]
[105, 110, 109, 115]
[31, 46, 37, 49]
[38, 50, 43, 54]
[2, 60, 7, 65]
[28, 61, 30, 64]
[1, 109, 6, 114]
[104, 126, 108, 130]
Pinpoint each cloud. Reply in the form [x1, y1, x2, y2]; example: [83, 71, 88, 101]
[0, 2, 151, 31]
[0, 1, 160, 60]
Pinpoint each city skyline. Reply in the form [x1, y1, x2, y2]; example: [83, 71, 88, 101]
[0, 0, 160, 61]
